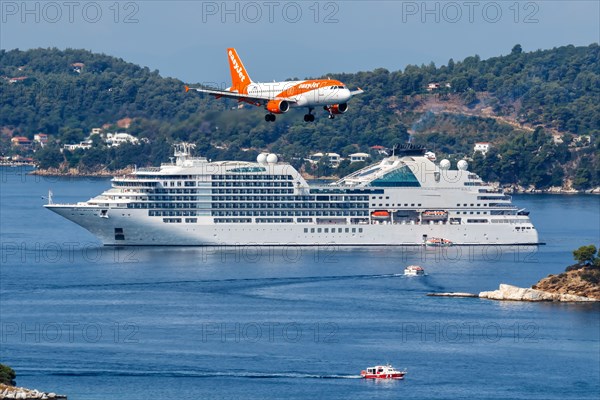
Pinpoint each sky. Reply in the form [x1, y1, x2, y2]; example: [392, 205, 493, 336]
[1, 0, 599, 85]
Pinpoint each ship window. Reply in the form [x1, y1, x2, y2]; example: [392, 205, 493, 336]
[370, 166, 420, 187]
[311, 228, 315, 233]
[352, 228, 356, 233]
[338, 228, 342, 233]
[317, 228, 322, 233]
[359, 228, 363, 233]
[345, 228, 349, 233]
[304, 228, 308, 233]
[324, 228, 329, 233]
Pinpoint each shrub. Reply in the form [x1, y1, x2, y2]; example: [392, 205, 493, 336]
[0, 364, 16, 386]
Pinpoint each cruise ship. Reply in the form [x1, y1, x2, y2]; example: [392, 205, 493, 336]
[45, 144, 539, 246]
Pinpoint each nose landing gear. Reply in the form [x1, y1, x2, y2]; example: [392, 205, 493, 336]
[324, 105, 335, 119]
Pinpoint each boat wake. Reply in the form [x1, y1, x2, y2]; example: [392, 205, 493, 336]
[24, 368, 363, 380]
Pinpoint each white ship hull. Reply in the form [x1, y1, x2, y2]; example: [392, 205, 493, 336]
[47, 206, 539, 246]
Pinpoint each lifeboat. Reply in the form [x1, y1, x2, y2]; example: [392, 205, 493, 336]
[425, 237, 453, 247]
[361, 364, 406, 379]
[421, 210, 448, 220]
[371, 210, 390, 220]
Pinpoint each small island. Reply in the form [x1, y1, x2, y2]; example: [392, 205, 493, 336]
[430, 245, 600, 302]
[0, 364, 66, 400]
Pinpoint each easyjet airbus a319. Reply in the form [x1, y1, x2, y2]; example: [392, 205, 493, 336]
[185, 48, 364, 122]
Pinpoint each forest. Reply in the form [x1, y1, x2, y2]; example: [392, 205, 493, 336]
[1, 43, 598, 189]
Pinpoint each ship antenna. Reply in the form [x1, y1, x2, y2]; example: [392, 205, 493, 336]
[48, 189, 53, 205]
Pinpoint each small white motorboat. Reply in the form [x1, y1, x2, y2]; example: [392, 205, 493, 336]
[404, 265, 425, 276]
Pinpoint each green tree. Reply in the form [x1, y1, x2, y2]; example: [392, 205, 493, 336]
[35, 145, 64, 169]
[511, 44, 523, 55]
[0, 364, 16, 386]
[573, 245, 598, 265]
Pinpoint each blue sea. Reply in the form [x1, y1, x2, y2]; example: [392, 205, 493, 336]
[1, 167, 599, 399]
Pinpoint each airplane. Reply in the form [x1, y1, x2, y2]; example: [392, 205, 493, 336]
[185, 48, 364, 122]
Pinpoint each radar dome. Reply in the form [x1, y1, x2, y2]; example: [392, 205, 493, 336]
[266, 153, 278, 163]
[439, 159, 451, 170]
[257, 153, 268, 164]
[457, 160, 468, 171]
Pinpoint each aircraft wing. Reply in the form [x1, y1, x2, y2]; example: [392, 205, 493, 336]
[185, 86, 296, 104]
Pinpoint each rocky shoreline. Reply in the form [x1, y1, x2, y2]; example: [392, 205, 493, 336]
[0, 384, 66, 399]
[428, 284, 599, 302]
[29, 167, 133, 177]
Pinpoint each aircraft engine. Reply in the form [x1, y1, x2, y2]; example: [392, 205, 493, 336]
[266, 100, 290, 114]
[325, 103, 349, 114]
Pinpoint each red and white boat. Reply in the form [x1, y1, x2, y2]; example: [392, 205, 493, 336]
[360, 364, 407, 379]
[404, 265, 425, 276]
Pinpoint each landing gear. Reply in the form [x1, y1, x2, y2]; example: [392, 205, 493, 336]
[265, 113, 276, 122]
[304, 108, 315, 122]
[324, 105, 335, 119]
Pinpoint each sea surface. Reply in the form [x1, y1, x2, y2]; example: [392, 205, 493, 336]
[0, 167, 599, 399]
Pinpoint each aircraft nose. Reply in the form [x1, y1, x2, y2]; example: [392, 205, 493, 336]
[343, 88, 352, 100]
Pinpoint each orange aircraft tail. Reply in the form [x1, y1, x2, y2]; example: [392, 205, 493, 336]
[227, 48, 252, 94]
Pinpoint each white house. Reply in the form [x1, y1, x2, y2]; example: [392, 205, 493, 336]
[306, 152, 341, 167]
[349, 152, 370, 163]
[63, 141, 92, 151]
[427, 82, 441, 91]
[106, 132, 139, 147]
[474, 142, 491, 155]
[34, 133, 48, 147]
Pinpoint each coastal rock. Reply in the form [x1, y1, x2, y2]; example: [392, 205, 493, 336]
[0, 384, 66, 400]
[478, 284, 598, 302]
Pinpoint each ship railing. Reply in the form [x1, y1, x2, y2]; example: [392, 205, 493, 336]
[137, 167, 162, 172]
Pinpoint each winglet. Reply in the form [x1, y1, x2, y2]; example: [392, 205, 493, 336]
[185, 85, 190, 93]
